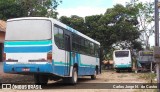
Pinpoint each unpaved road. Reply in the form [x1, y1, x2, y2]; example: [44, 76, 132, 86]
[0, 70, 155, 92]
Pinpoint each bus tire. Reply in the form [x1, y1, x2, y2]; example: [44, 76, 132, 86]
[63, 77, 69, 84]
[128, 68, 132, 72]
[91, 70, 97, 80]
[69, 67, 78, 84]
[34, 74, 48, 85]
[116, 69, 120, 73]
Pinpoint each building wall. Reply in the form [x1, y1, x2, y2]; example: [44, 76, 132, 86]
[0, 20, 6, 62]
[0, 32, 5, 62]
[0, 43, 3, 62]
[0, 32, 5, 43]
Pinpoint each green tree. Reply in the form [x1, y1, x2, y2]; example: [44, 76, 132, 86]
[128, 0, 154, 49]
[59, 15, 86, 34]
[85, 15, 103, 39]
[17, 0, 61, 18]
[59, 15, 104, 42]
[60, 4, 142, 57]
[59, 16, 71, 25]
[0, 0, 25, 20]
[0, 0, 61, 20]
[99, 4, 140, 51]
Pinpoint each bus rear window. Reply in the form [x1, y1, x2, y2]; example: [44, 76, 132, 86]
[5, 19, 52, 41]
[115, 51, 129, 57]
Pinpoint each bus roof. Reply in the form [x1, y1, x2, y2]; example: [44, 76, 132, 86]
[7, 17, 100, 45]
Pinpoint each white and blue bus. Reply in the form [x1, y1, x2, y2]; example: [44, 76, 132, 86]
[113, 50, 132, 72]
[3, 17, 100, 84]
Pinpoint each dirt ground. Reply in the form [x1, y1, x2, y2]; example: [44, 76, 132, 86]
[0, 70, 156, 92]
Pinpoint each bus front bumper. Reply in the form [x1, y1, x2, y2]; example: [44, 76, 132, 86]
[3, 62, 53, 74]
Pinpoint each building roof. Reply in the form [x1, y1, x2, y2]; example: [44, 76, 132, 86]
[0, 20, 6, 32]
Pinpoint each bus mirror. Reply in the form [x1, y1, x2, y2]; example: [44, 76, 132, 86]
[153, 46, 160, 63]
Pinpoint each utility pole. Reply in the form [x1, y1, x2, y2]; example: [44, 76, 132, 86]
[155, 0, 160, 91]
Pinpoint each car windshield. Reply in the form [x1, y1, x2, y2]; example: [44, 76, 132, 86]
[115, 51, 129, 57]
[5, 19, 52, 41]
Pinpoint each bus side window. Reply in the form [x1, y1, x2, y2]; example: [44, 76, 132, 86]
[59, 28, 64, 49]
[80, 38, 85, 54]
[54, 26, 64, 49]
[90, 42, 94, 56]
[94, 44, 99, 57]
[85, 40, 90, 55]
[54, 27, 59, 47]
[72, 34, 76, 51]
[72, 34, 79, 52]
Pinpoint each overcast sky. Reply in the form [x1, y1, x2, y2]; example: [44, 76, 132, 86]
[56, 0, 154, 46]
[57, 0, 151, 17]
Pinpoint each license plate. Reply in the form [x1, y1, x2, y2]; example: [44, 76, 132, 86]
[22, 68, 30, 72]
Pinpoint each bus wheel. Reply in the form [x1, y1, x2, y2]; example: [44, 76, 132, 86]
[34, 74, 48, 85]
[63, 78, 69, 84]
[116, 69, 120, 73]
[91, 70, 97, 80]
[128, 69, 132, 72]
[69, 67, 78, 84]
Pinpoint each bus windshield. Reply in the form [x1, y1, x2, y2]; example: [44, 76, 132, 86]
[5, 19, 52, 41]
[115, 51, 129, 57]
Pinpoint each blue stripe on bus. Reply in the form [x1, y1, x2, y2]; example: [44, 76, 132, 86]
[3, 62, 96, 76]
[114, 64, 131, 68]
[4, 45, 52, 53]
[3, 62, 53, 73]
[4, 40, 52, 46]
[3, 62, 65, 76]
[78, 67, 95, 75]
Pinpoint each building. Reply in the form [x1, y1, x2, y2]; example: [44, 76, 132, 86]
[0, 20, 6, 62]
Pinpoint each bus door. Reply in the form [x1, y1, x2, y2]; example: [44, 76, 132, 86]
[64, 34, 71, 76]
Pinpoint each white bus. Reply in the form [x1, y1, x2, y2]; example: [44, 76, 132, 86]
[3, 17, 100, 84]
[113, 50, 132, 72]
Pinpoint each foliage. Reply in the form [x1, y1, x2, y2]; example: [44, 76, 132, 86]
[99, 4, 141, 59]
[60, 15, 86, 34]
[17, 0, 61, 18]
[127, 0, 154, 49]
[85, 15, 103, 38]
[59, 4, 142, 60]
[99, 4, 140, 51]
[0, 0, 25, 20]
[0, 0, 61, 20]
